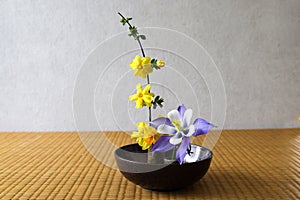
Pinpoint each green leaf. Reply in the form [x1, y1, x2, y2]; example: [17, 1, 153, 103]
[151, 59, 160, 69]
[139, 35, 146, 40]
[152, 96, 164, 109]
[120, 18, 126, 26]
[120, 17, 133, 26]
[128, 26, 139, 40]
[153, 103, 157, 109]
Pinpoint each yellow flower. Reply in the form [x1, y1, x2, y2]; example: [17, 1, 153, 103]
[129, 84, 154, 109]
[130, 55, 153, 78]
[156, 60, 165, 68]
[131, 122, 160, 150]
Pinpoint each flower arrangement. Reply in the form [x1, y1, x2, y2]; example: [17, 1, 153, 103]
[119, 13, 214, 164]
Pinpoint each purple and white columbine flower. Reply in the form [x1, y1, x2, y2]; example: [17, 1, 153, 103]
[151, 105, 214, 164]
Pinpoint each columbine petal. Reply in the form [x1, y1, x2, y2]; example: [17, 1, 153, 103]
[157, 124, 177, 135]
[169, 132, 183, 145]
[185, 124, 195, 137]
[182, 109, 192, 128]
[177, 105, 187, 118]
[150, 117, 172, 129]
[152, 136, 175, 153]
[193, 118, 214, 136]
[176, 137, 190, 164]
[167, 109, 181, 123]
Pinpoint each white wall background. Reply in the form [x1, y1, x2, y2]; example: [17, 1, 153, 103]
[0, 0, 299, 131]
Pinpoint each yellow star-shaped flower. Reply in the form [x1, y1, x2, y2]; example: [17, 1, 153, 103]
[129, 84, 154, 109]
[131, 122, 161, 150]
[130, 55, 153, 78]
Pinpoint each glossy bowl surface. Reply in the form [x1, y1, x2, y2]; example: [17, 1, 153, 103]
[114, 143, 212, 191]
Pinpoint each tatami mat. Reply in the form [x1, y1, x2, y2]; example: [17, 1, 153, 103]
[0, 129, 299, 199]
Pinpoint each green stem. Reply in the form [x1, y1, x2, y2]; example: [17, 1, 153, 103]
[118, 12, 146, 57]
[137, 37, 146, 58]
[172, 145, 177, 160]
[147, 74, 152, 123]
[118, 12, 151, 123]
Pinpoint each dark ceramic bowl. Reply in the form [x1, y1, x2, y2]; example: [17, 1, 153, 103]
[114, 143, 212, 191]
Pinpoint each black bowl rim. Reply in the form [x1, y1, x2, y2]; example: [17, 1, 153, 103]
[114, 143, 213, 166]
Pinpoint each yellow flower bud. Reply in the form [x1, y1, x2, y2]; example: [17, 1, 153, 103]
[156, 60, 165, 68]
